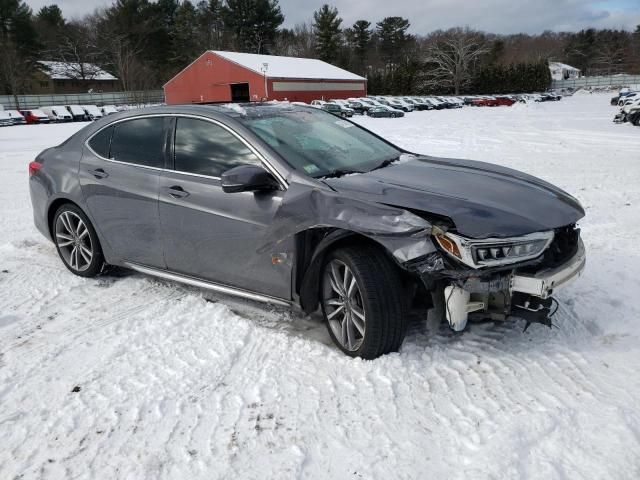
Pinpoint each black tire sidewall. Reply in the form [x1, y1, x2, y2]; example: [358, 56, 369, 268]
[53, 204, 105, 277]
[320, 246, 405, 359]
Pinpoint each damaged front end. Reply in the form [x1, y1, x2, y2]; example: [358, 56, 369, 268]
[405, 224, 586, 332]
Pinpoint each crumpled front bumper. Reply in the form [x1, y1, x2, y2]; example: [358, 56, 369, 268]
[511, 238, 586, 299]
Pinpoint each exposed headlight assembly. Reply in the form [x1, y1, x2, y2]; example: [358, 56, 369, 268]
[434, 231, 554, 268]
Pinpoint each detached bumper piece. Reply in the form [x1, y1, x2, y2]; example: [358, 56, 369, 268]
[442, 239, 585, 332]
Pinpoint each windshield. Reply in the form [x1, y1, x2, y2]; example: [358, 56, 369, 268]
[238, 108, 401, 178]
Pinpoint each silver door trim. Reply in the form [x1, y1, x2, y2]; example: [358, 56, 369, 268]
[124, 261, 292, 307]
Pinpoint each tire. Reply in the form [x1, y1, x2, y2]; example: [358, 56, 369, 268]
[53, 203, 106, 277]
[391, 113, 396, 118]
[320, 245, 407, 359]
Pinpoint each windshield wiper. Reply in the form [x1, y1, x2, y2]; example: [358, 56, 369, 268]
[318, 168, 362, 179]
[369, 155, 401, 172]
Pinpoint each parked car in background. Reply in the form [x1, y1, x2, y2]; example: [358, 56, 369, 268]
[628, 107, 640, 126]
[618, 92, 638, 106]
[310, 100, 327, 108]
[0, 111, 12, 127]
[20, 109, 51, 124]
[471, 97, 497, 107]
[321, 103, 352, 118]
[328, 100, 356, 116]
[494, 96, 516, 106]
[367, 105, 404, 118]
[347, 100, 367, 114]
[101, 105, 119, 116]
[41, 106, 73, 122]
[81, 105, 104, 120]
[5, 110, 26, 125]
[613, 97, 640, 123]
[66, 105, 88, 121]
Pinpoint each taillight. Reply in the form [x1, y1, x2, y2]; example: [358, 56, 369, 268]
[29, 161, 42, 177]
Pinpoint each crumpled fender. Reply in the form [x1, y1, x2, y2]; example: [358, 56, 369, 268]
[259, 183, 438, 312]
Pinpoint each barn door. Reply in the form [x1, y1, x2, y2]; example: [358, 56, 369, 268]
[230, 83, 250, 102]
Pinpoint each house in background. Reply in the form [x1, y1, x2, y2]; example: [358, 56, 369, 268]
[29, 61, 119, 94]
[164, 50, 367, 104]
[549, 62, 581, 81]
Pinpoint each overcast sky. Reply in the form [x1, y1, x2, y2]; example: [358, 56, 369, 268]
[25, 0, 640, 34]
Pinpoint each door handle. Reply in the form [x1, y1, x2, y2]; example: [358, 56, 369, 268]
[91, 168, 108, 179]
[165, 185, 190, 199]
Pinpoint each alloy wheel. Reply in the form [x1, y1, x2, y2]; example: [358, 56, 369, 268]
[322, 259, 366, 351]
[55, 211, 93, 272]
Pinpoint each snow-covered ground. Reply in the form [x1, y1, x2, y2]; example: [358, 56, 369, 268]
[1, 95, 640, 479]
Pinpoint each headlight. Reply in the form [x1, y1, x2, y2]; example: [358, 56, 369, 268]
[434, 231, 554, 268]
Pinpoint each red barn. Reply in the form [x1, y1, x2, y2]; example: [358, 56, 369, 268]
[164, 50, 367, 104]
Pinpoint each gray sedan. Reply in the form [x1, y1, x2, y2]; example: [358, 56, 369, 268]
[29, 103, 585, 358]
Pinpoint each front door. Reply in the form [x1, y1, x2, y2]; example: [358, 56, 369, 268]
[158, 116, 292, 299]
[80, 116, 171, 268]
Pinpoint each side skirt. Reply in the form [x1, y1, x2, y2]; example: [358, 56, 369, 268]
[123, 261, 292, 307]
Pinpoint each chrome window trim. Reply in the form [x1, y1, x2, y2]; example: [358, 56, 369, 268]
[84, 112, 288, 189]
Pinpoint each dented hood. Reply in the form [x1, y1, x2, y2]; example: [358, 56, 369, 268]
[322, 156, 585, 238]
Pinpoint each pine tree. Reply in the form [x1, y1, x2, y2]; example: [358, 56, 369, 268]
[349, 20, 371, 71]
[171, 0, 200, 68]
[376, 16, 411, 66]
[313, 4, 342, 63]
[223, 0, 284, 54]
[196, 0, 224, 50]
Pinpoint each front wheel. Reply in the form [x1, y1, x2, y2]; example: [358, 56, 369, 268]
[53, 204, 106, 277]
[320, 246, 406, 359]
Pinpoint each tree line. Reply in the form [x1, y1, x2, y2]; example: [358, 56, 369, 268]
[1, 0, 640, 96]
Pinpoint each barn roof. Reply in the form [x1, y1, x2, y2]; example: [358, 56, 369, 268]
[211, 51, 366, 81]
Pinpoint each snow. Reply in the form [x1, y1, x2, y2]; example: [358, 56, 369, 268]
[212, 50, 366, 81]
[37, 61, 118, 81]
[1, 95, 640, 479]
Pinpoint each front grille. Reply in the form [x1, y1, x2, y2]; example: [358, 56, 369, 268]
[529, 225, 580, 270]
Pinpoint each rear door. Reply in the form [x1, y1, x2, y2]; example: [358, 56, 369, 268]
[80, 116, 171, 268]
[158, 116, 292, 299]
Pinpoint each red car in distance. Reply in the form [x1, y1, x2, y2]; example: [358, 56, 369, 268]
[20, 109, 51, 124]
[472, 96, 515, 107]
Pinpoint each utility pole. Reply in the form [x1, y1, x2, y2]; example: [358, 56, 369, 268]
[261, 62, 269, 100]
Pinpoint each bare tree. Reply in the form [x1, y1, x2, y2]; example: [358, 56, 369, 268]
[422, 28, 488, 94]
[43, 21, 103, 80]
[0, 40, 32, 109]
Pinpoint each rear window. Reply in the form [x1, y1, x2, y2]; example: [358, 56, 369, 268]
[110, 117, 167, 168]
[88, 126, 113, 158]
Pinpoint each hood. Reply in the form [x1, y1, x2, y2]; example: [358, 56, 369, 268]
[322, 156, 585, 239]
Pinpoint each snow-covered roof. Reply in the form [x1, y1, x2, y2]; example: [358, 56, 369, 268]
[549, 62, 580, 73]
[211, 51, 366, 81]
[37, 61, 118, 81]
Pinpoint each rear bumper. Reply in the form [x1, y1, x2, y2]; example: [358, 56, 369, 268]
[511, 238, 585, 299]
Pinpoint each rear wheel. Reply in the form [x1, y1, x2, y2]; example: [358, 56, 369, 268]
[320, 246, 406, 359]
[53, 204, 105, 277]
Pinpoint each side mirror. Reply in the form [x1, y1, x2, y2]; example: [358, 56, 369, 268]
[221, 164, 279, 193]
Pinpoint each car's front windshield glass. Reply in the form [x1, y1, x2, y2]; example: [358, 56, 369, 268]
[238, 108, 401, 178]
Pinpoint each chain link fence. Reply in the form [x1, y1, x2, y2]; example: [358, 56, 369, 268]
[0, 90, 165, 110]
[551, 74, 640, 91]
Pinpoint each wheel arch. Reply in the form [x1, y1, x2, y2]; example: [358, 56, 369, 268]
[47, 197, 82, 238]
[295, 227, 402, 314]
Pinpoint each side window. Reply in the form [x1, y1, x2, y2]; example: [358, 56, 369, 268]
[110, 117, 167, 168]
[88, 126, 113, 158]
[174, 117, 260, 177]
